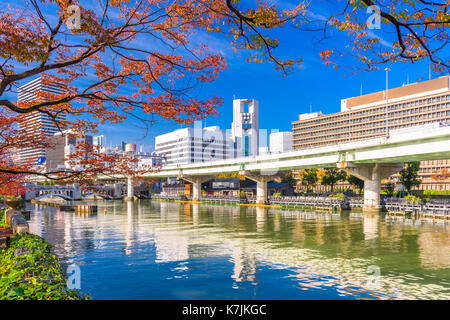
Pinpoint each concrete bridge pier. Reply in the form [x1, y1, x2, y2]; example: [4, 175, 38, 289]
[24, 183, 36, 200]
[72, 183, 82, 200]
[113, 183, 122, 198]
[244, 172, 273, 204]
[180, 176, 213, 201]
[338, 162, 404, 212]
[125, 177, 134, 201]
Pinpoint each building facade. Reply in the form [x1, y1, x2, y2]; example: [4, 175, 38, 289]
[269, 131, 293, 153]
[93, 135, 106, 150]
[45, 130, 93, 171]
[16, 77, 67, 167]
[154, 126, 233, 166]
[292, 76, 450, 190]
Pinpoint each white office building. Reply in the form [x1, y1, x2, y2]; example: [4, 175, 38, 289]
[231, 99, 259, 157]
[155, 126, 233, 165]
[269, 131, 292, 153]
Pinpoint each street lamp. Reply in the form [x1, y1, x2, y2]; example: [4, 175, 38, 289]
[385, 68, 391, 137]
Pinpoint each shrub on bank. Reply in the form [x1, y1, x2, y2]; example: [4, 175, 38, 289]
[422, 190, 450, 196]
[328, 193, 345, 200]
[0, 233, 90, 300]
[405, 194, 422, 203]
[0, 208, 8, 228]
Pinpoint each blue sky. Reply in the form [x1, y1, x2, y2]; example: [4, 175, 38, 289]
[3, 0, 446, 151]
[97, 0, 442, 151]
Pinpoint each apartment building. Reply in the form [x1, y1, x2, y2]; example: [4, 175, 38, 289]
[292, 76, 450, 190]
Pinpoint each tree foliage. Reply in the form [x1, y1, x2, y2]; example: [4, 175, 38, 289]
[317, 0, 450, 73]
[432, 168, 450, 181]
[399, 162, 421, 193]
[347, 174, 365, 193]
[1, 0, 448, 192]
[298, 168, 318, 191]
[0, 0, 307, 188]
[318, 168, 347, 192]
[280, 171, 297, 188]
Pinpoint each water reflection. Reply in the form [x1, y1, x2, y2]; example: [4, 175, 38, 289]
[27, 200, 450, 300]
[363, 213, 379, 241]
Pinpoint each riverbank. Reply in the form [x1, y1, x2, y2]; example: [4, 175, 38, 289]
[0, 232, 90, 300]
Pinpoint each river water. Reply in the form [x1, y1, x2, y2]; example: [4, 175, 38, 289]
[26, 200, 450, 300]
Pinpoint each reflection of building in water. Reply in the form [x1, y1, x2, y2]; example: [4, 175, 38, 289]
[418, 230, 450, 270]
[363, 214, 379, 240]
[154, 233, 190, 263]
[29, 205, 98, 262]
[230, 245, 258, 284]
[273, 213, 281, 232]
[192, 204, 200, 225]
[125, 200, 135, 255]
[154, 202, 190, 263]
[256, 207, 266, 233]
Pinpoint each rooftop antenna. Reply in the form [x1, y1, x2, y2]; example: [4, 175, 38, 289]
[233, 94, 236, 100]
[407, 73, 410, 85]
[309, 103, 312, 113]
[429, 64, 432, 80]
[360, 82, 363, 96]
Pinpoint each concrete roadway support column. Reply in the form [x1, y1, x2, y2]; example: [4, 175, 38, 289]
[180, 176, 213, 201]
[125, 177, 134, 201]
[338, 162, 404, 212]
[24, 183, 36, 200]
[72, 183, 82, 200]
[244, 172, 273, 205]
[113, 183, 122, 199]
[364, 169, 380, 211]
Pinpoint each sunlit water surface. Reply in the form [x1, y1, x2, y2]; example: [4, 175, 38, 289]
[27, 200, 450, 300]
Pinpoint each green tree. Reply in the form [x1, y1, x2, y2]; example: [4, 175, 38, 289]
[320, 168, 347, 192]
[299, 169, 318, 192]
[399, 162, 421, 194]
[384, 181, 395, 197]
[347, 175, 364, 194]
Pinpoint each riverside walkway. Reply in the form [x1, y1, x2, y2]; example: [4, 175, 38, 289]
[151, 194, 450, 217]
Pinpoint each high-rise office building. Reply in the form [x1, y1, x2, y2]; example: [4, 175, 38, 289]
[155, 126, 233, 166]
[93, 135, 106, 149]
[292, 76, 450, 190]
[231, 99, 259, 157]
[16, 77, 67, 167]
